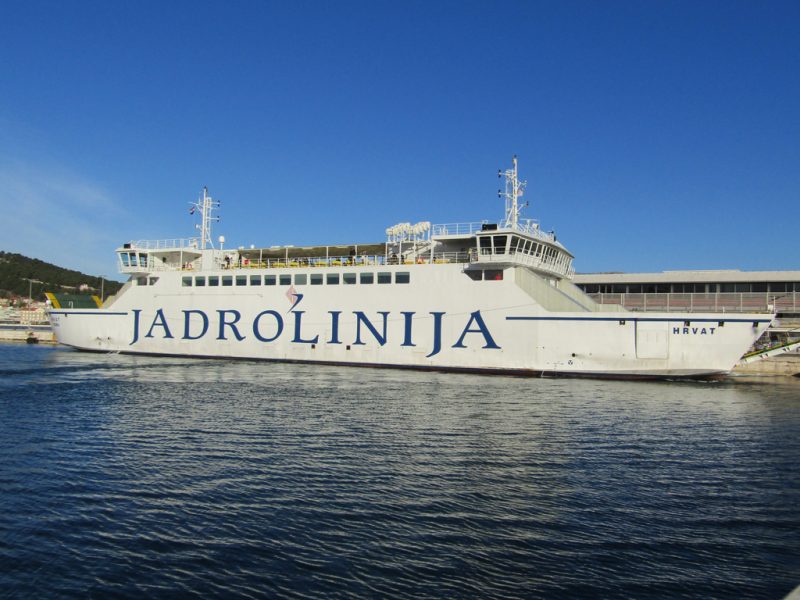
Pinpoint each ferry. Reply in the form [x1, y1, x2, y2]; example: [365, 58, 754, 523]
[47, 158, 773, 379]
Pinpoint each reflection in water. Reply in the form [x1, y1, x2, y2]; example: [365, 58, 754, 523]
[0, 345, 798, 598]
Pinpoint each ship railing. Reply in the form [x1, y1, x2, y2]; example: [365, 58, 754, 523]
[123, 262, 183, 272]
[471, 249, 575, 279]
[128, 238, 201, 251]
[431, 222, 488, 237]
[505, 220, 558, 243]
[431, 220, 560, 244]
[587, 292, 798, 314]
[522, 226, 557, 244]
[213, 252, 472, 270]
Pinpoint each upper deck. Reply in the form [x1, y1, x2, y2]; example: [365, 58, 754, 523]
[115, 157, 575, 281]
[116, 232, 574, 280]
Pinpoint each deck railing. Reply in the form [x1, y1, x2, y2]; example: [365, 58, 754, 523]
[587, 292, 798, 314]
[431, 221, 558, 244]
[174, 252, 474, 271]
[138, 249, 583, 279]
[431, 222, 488, 236]
[128, 238, 201, 250]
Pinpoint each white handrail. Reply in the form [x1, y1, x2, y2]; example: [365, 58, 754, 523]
[120, 252, 475, 274]
[127, 238, 201, 250]
[431, 222, 487, 236]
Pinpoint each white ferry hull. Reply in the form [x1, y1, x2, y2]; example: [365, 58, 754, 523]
[49, 264, 772, 379]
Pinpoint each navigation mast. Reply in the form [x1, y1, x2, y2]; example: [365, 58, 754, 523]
[191, 187, 220, 250]
[499, 155, 528, 230]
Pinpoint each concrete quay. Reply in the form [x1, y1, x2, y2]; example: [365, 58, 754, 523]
[733, 353, 800, 377]
[0, 326, 57, 345]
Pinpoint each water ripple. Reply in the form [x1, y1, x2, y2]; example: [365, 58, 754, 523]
[0, 345, 798, 598]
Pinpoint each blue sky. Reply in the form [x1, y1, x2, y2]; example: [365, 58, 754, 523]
[1, 0, 798, 279]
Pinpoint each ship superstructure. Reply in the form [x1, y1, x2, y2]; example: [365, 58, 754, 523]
[49, 159, 773, 378]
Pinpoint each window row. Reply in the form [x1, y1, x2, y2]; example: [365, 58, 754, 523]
[182, 271, 411, 288]
[478, 235, 559, 259]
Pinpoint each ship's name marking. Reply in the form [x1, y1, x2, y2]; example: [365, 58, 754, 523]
[672, 327, 716, 335]
[129, 308, 501, 358]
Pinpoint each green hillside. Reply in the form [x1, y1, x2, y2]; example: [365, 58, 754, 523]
[0, 251, 122, 301]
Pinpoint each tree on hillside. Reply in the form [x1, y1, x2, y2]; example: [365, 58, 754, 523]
[0, 251, 123, 300]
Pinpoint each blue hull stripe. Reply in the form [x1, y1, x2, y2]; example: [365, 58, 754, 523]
[49, 312, 770, 323]
[49, 311, 128, 316]
[506, 316, 772, 323]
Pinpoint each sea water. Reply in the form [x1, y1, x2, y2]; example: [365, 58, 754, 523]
[0, 344, 798, 598]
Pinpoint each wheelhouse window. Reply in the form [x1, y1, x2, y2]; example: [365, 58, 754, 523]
[493, 235, 507, 255]
[120, 253, 130, 267]
[479, 236, 492, 255]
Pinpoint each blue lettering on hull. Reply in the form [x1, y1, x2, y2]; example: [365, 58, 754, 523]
[673, 327, 716, 335]
[130, 308, 502, 357]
